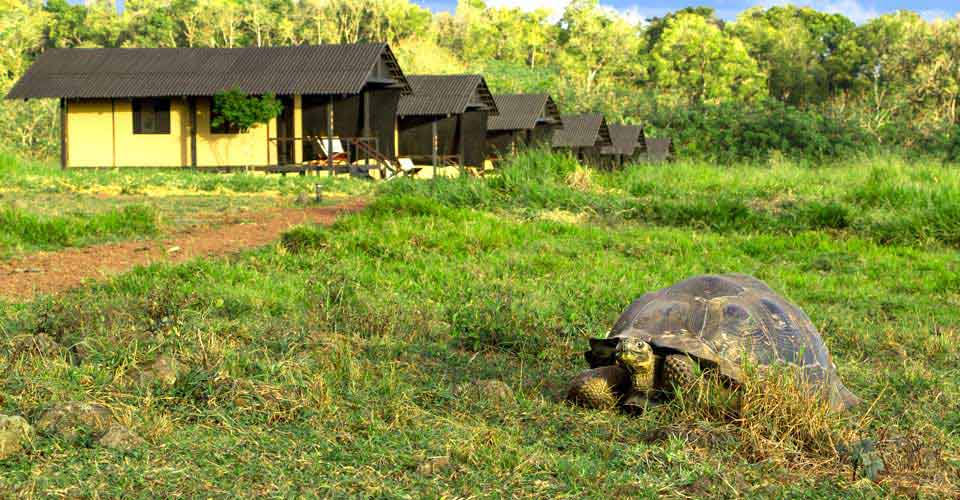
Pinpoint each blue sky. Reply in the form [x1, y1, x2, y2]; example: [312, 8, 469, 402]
[413, 0, 958, 24]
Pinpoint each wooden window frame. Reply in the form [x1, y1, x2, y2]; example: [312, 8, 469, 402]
[132, 98, 171, 135]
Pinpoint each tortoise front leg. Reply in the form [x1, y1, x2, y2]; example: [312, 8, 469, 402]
[661, 354, 698, 393]
[566, 365, 630, 409]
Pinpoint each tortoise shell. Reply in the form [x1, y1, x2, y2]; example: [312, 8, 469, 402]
[593, 274, 859, 410]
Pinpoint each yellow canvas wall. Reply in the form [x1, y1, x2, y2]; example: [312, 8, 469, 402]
[66, 99, 114, 167]
[113, 98, 189, 167]
[64, 97, 278, 168]
[195, 97, 274, 167]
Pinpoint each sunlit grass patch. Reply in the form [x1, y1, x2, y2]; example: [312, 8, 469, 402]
[0, 204, 159, 257]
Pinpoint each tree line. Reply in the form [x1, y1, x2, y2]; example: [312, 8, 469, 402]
[1, 0, 958, 163]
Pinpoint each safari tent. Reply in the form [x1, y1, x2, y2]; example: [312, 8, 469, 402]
[6, 44, 411, 171]
[551, 114, 613, 167]
[645, 137, 676, 162]
[601, 124, 646, 169]
[486, 93, 562, 159]
[396, 75, 499, 169]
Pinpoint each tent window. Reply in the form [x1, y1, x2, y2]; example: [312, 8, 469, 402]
[132, 98, 171, 134]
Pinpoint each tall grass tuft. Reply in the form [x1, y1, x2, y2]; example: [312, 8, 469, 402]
[663, 365, 861, 472]
[378, 149, 960, 248]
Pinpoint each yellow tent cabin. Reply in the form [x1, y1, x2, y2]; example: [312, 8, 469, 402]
[6, 44, 411, 171]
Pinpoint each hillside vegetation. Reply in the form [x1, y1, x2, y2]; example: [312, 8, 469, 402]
[1, 151, 958, 496]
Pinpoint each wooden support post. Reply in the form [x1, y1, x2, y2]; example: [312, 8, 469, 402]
[111, 99, 117, 168]
[59, 98, 67, 169]
[431, 120, 438, 178]
[457, 114, 464, 172]
[362, 91, 372, 170]
[362, 91, 371, 138]
[189, 97, 197, 168]
[327, 96, 334, 174]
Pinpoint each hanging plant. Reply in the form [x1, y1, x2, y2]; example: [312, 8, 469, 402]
[211, 87, 283, 132]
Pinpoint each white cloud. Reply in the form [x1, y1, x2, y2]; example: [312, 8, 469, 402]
[483, 0, 957, 26]
[917, 9, 951, 22]
[484, 0, 571, 21]
[484, 0, 652, 23]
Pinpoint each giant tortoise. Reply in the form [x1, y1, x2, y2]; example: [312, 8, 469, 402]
[567, 274, 859, 412]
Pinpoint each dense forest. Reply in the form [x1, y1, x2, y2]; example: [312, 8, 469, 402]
[1, 0, 959, 163]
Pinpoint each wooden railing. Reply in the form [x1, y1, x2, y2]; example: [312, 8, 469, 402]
[268, 136, 389, 172]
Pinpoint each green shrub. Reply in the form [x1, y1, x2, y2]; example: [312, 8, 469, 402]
[280, 225, 327, 254]
[642, 100, 873, 163]
[211, 88, 283, 132]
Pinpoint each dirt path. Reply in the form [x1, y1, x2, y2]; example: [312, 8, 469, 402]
[0, 199, 367, 301]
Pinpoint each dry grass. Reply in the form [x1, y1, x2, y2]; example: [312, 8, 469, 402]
[659, 367, 856, 470]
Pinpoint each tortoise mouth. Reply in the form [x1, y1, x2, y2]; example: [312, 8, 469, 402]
[615, 338, 655, 393]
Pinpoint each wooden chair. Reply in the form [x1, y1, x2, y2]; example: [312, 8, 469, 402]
[309, 137, 349, 166]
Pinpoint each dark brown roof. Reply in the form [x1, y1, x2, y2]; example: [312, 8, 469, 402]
[602, 124, 645, 156]
[6, 44, 410, 99]
[397, 75, 498, 117]
[487, 94, 561, 131]
[551, 114, 612, 148]
[646, 138, 675, 161]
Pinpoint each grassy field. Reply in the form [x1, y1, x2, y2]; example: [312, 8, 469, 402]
[0, 152, 370, 257]
[1, 151, 958, 497]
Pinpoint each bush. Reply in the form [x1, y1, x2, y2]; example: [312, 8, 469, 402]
[280, 225, 327, 254]
[642, 100, 874, 164]
[211, 88, 283, 132]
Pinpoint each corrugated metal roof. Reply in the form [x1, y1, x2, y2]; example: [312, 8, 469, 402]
[601, 124, 645, 156]
[6, 44, 411, 99]
[397, 75, 499, 117]
[487, 93, 561, 131]
[551, 114, 612, 148]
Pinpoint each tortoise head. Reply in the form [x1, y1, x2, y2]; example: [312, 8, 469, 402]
[615, 337, 655, 393]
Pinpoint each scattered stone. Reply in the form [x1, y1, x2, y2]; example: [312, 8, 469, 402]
[134, 246, 151, 252]
[166, 246, 181, 254]
[0, 415, 33, 460]
[417, 456, 451, 476]
[10, 333, 62, 358]
[455, 379, 514, 405]
[97, 424, 144, 451]
[36, 402, 113, 442]
[132, 355, 180, 386]
[12, 267, 42, 274]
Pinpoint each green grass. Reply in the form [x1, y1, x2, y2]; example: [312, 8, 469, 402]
[0, 205, 159, 258]
[1, 151, 958, 496]
[0, 152, 372, 257]
[383, 148, 960, 248]
[0, 151, 371, 196]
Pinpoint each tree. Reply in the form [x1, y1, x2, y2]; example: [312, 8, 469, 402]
[644, 6, 721, 49]
[651, 13, 766, 104]
[731, 6, 853, 105]
[556, 0, 643, 105]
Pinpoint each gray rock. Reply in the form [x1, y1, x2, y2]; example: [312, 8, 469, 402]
[455, 379, 514, 404]
[417, 456, 451, 476]
[9, 333, 62, 358]
[132, 355, 180, 386]
[36, 402, 113, 441]
[0, 415, 33, 460]
[97, 424, 144, 451]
